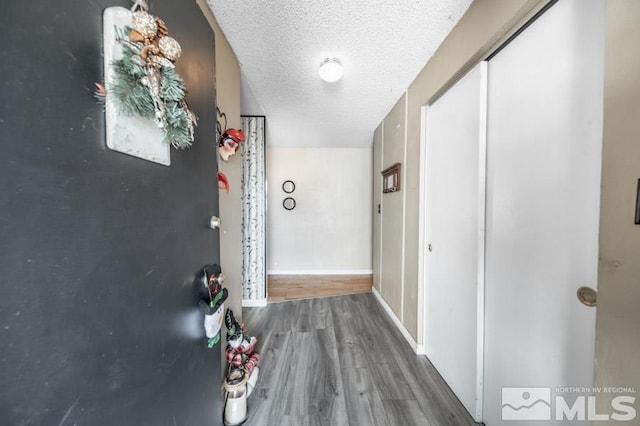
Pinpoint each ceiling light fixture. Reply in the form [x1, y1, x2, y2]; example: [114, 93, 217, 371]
[318, 58, 343, 83]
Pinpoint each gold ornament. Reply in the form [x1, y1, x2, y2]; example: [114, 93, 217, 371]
[158, 36, 181, 62]
[132, 11, 157, 38]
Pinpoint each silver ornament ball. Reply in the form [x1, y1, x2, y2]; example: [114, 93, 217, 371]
[158, 36, 182, 62]
[132, 11, 157, 38]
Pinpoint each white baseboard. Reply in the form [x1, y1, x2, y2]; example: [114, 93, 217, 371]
[242, 298, 268, 307]
[267, 269, 373, 275]
[371, 287, 421, 355]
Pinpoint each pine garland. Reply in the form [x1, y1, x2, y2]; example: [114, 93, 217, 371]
[109, 38, 154, 118]
[96, 20, 195, 150]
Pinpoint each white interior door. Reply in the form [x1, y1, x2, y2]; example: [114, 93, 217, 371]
[424, 62, 487, 421]
[483, 0, 605, 424]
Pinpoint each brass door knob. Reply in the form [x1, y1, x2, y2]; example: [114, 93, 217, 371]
[577, 286, 597, 307]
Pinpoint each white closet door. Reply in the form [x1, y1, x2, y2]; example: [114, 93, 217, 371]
[424, 62, 487, 421]
[483, 0, 605, 424]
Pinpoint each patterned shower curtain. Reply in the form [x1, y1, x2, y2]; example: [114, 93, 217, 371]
[241, 116, 266, 300]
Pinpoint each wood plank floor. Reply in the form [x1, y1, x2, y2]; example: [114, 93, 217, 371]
[242, 293, 477, 426]
[268, 274, 373, 302]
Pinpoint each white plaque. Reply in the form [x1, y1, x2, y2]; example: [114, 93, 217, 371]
[103, 6, 170, 166]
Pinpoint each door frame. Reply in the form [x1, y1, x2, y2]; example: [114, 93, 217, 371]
[418, 62, 488, 422]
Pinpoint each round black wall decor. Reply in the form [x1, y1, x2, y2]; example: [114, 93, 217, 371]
[282, 180, 295, 193]
[283, 197, 296, 210]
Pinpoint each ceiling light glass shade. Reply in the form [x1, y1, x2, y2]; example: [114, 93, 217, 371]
[318, 58, 343, 82]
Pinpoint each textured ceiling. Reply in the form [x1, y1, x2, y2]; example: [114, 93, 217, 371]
[206, 0, 472, 148]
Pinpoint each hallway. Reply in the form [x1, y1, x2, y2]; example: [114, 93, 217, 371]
[243, 294, 476, 425]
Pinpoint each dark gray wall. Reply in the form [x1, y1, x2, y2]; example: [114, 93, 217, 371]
[0, 1, 222, 424]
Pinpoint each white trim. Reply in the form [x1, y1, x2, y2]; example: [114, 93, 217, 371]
[266, 269, 373, 275]
[242, 298, 268, 307]
[474, 61, 488, 423]
[417, 104, 428, 351]
[372, 287, 420, 354]
[418, 104, 430, 352]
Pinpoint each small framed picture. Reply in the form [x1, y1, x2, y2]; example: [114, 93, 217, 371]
[382, 163, 401, 194]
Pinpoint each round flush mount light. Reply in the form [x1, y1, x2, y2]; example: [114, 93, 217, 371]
[318, 58, 343, 83]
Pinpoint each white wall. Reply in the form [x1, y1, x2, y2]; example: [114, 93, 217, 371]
[267, 147, 372, 273]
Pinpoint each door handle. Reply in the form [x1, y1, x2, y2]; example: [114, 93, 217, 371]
[576, 286, 597, 307]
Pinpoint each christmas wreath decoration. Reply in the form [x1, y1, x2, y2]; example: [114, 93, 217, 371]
[96, 8, 196, 149]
